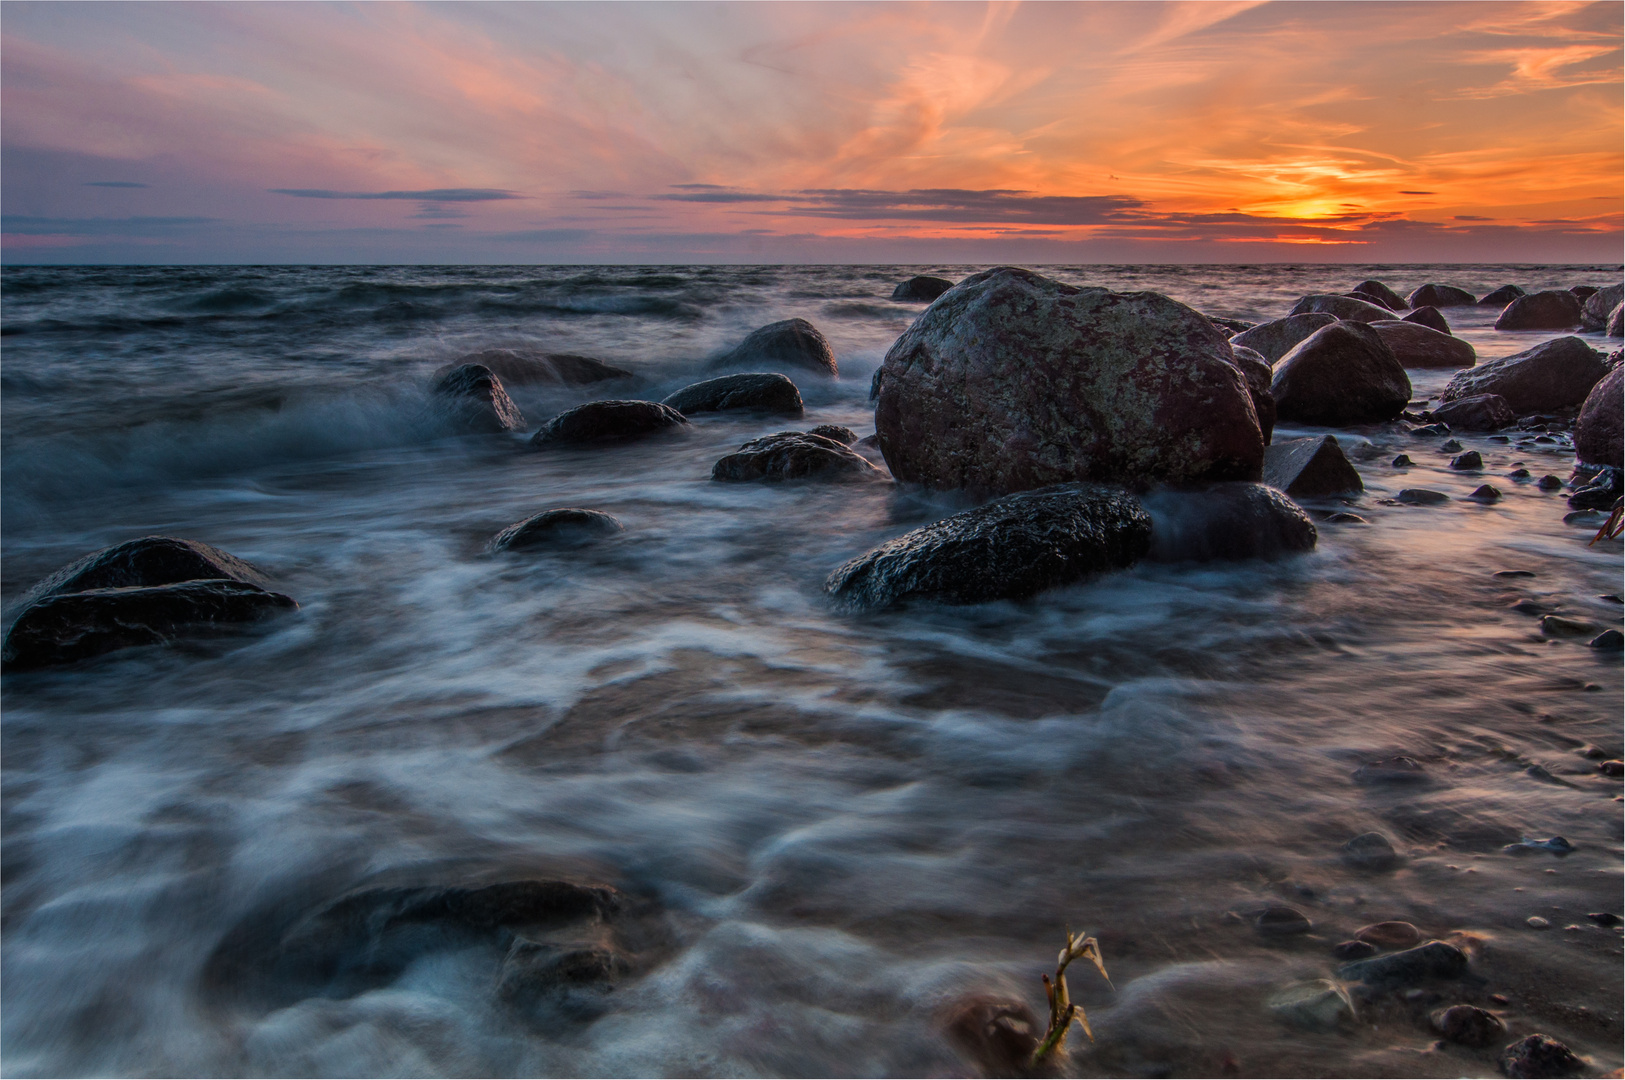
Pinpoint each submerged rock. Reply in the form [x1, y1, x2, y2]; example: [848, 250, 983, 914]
[431, 363, 527, 433]
[942, 996, 1041, 1077]
[712, 318, 837, 377]
[1263, 435, 1363, 497]
[1355, 921, 1421, 949]
[1433, 394, 1515, 432]
[1478, 284, 1527, 307]
[1495, 290, 1583, 331]
[1403, 306, 1452, 334]
[1580, 283, 1623, 331]
[1352, 279, 1409, 311]
[1450, 450, 1483, 470]
[1440, 337, 1607, 415]
[12, 535, 273, 605]
[491, 509, 625, 552]
[873, 267, 1264, 494]
[661, 372, 804, 416]
[1335, 940, 1468, 986]
[530, 400, 688, 448]
[1271, 321, 1411, 426]
[1431, 1005, 1506, 1047]
[891, 275, 955, 302]
[1498, 1034, 1584, 1078]
[1288, 294, 1396, 323]
[1144, 483, 1317, 562]
[1255, 905, 1312, 936]
[711, 431, 884, 483]
[824, 483, 1152, 611]
[1397, 489, 1449, 505]
[1267, 980, 1352, 1030]
[1230, 312, 1336, 363]
[1369, 321, 1476, 369]
[1341, 832, 1400, 871]
[1574, 366, 1622, 467]
[439, 348, 633, 387]
[1408, 283, 1478, 308]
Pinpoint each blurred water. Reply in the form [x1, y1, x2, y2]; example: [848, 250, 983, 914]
[2, 264, 1621, 1077]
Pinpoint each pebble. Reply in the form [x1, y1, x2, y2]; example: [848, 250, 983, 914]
[1341, 831, 1400, 870]
[1498, 1033, 1584, 1079]
[1440, 439, 1464, 452]
[1410, 424, 1449, 437]
[1589, 629, 1623, 651]
[1509, 467, 1532, 479]
[1526, 916, 1549, 928]
[1355, 921, 1422, 949]
[1537, 474, 1565, 490]
[1494, 569, 1536, 577]
[1331, 939, 1377, 960]
[1255, 905, 1313, 936]
[1450, 450, 1483, 470]
[1489, 435, 1511, 443]
[1430, 1004, 1507, 1047]
[1600, 760, 1623, 777]
[1392, 454, 1415, 467]
[1562, 510, 1603, 525]
[1466, 484, 1501, 501]
[1325, 512, 1367, 524]
[1534, 434, 1556, 444]
[1503, 836, 1573, 854]
[1509, 599, 1545, 615]
[1396, 488, 1450, 505]
[1490, 993, 1509, 1005]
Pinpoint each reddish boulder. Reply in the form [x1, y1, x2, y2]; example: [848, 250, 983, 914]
[1288, 294, 1395, 323]
[1270, 322, 1411, 426]
[1440, 337, 1607, 414]
[1402, 306, 1452, 334]
[1494, 290, 1582, 331]
[1352, 280, 1408, 311]
[1574, 366, 1623, 467]
[1478, 284, 1526, 307]
[1370, 321, 1476, 369]
[1230, 313, 1336, 363]
[1432, 394, 1515, 432]
[1408, 283, 1478, 308]
[1580, 283, 1622, 330]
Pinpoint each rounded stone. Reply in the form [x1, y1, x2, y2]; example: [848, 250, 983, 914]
[490, 509, 625, 552]
[1369, 321, 1476, 369]
[1271, 321, 1411, 426]
[891, 275, 955, 302]
[712, 318, 837, 377]
[1431, 1004, 1506, 1047]
[1441, 337, 1607, 415]
[1574, 366, 1622, 468]
[1341, 832, 1400, 871]
[1230, 312, 1336, 363]
[1255, 905, 1312, 936]
[661, 372, 804, 416]
[1403, 306, 1452, 334]
[1355, 921, 1422, 949]
[1407, 283, 1478, 308]
[1498, 1034, 1584, 1078]
[1494, 290, 1583, 331]
[530, 400, 688, 448]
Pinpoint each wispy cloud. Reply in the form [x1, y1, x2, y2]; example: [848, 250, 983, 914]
[85, 181, 148, 188]
[269, 188, 521, 201]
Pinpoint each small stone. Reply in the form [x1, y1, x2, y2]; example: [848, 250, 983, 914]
[1526, 916, 1549, 928]
[1392, 454, 1415, 466]
[1537, 475, 1565, 490]
[1541, 615, 1600, 637]
[1509, 599, 1545, 615]
[1562, 510, 1603, 525]
[1255, 905, 1312, 936]
[1356, 921, 1422, 949]
[1336, 940, 1468, 986]
[1266, 980, 1353, 1030]
[1397, 489, 1450, 505]
[1494, 569, 1536, 577]
[1326, 512, 1367, 524]
[1466, 485, 1502, 501]
[1589, 630, 1623, 651]
[1332, 939, 1378, 961]
[1341, 832, 1400, 870]
[1431, 1004, 1507, 1047]
[1498, 1033, 1584, 1078]
[490, 509, 625, 552]
[1509, 468, 1532, 479]
[1587, 912, 1621, 925]
[1411, 424, 1450, 437]
[1600, 760, 1624, 777]
[1450, 450, 1484, 470]
[1440, 439, 1464, 452]
[1601, 593, 1623, 603]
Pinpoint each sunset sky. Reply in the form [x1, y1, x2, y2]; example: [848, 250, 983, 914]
[3, 1, 1620, 264]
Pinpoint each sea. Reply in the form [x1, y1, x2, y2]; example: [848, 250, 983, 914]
[2, 263, 1621, 1078]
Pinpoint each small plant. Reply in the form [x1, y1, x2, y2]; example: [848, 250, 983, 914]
[1031, 928, 1112, 1067]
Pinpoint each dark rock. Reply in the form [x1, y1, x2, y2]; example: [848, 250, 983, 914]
[1356, 921, 1421, 949]
[1440, 439, 1464, 452]
[1537, 474, 1565, 490]
[1450, 451, 1483, 470]
[661, 372, 804, 417]
[431, 364, 527, 433]
[1369, 321, 1476, 369]
[1271, 322, 1411, 426]
[1590, 629, 1624, 651]
[1574, 366, 1622, 467]
[3, 580, 298, 669]
[711, 431, 884, 483]
[1289, 294, 1398, 323]
[712, 318, 837, 377]
[891, 275, 955, 302]
[1498, 1034, 1584, 1078]
[1229, 344, 1276, 444]
[1353, 280, 1409, 311]
[1332, 940, 1378, 961]
[1509, 599, 1546, 615]
[1494, 290, 1583, 331]
[530, 400, 688, 448]
[1326, 512, 1367, 523]
[1143, 483, 1317, 562]
[873, 268, 1264, 495]
[439, 348, 632, 387]
[807, 424, 859, 444]
[1336, 940, 1468, 986]
[1494, 569, 1536, 577]
[1354, 756, 1429, 784]
[1568, 482, 1619, 510]
[1341, 832, 1400, 871]
[1440, 337, 1607, 414]
[1407, 283, 1478, 308]
[1349, 290, 1400, 311]
[1467, 485, 1502, 502]
[942, 996, 1041, 1077]
[1509, 468, 1532, 479]
[1433, 394, 1515, 432]
[1431, 1005, 1506, 1047]
[1611, 303, 1623, 337]
[1206, 314, 1256, 334]
[1570, 285, 1599, 301]
[824, 484, 1152, 611]
[1540, 615, 1599, 637]
[1589, 911, 1622, 925]
[10, 535, 273, 608]
[1230, 313, 1336, 363]
[1479, 285, 1527, 307]
[1393, 454, 1415, 466]
[491, 509, 624, 552]
[1397, 489, 1449, 505]
[1410, 424, 1450, 437]
[1403, 306, 1452, 334]
[1263, 435, 1363, 496]
[1580, 283, 1623, 331]
[1255, 905, 1312, 936]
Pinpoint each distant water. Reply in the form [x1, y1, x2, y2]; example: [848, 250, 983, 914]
[2, 264, 1621, 1077]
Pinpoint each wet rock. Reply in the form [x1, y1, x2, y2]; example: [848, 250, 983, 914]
[942, 996, 1042, 1077]
[823, 483, 1152, 611]
[1369, 321, 1477, 369]
[1588, 911, 1622, 925]
[808, 424, 859, 444]
[1450, 450, 1483, 470]
[1396, 489, 1449, 505]
[1541, 615, 1600, 637]
[530, 400, 688, 448]
[1431, 1004, 1506, 1047]
[431, 363, 527, 433]
[1440, 337, 1607, 415]
[1403, 306, 1452, 334]
[1570, 285, 1599, 301]
[490, 509, 625, 552]
[1527, 916, 1550, 929]
[1467, 485, 1503, 502]
[1356, 921, 1422, 949]
[661, 372, 804, 417]
[1503, 836, 1572, 854]
[1408, 283, 1478, 308]
[1410, 423, 1450, 437]
[1335, 940, 1468, 986]
[10, 536, 274, 608]
[1580, 283, 1623, 331]
[1493, 569, 1535, 577]
[1230, 312, 1335, 363]
[1590, 630, 1624, 651]
[712, 318, 837, 377]
[1433, 394, 1515, 432]
[712, 431, 885, 483]
[1263, 435, 1363, 496]
[495, 939, 629, 1021]
[1271, 321, 1411, 426]
[1567, 479, 1619, 510]
[439, 348, 633, 387]
[1342, 832, 1400, 871]
[1326, 512, 1367, 523]
[1143, 483, 1316, 562]
[1498, 1034, 1584, 1078]
[892, 275, 955, 302]
[1228, 344, 1276, 444]
[1349, 290, 1400, 311]
[1267, 980, 1352, 1029]
[1354, 756, 1429, 784]
[1508, 468, 1532, 479]
[1440, 439, 1464, 452]
[3, 580, 298, 669]
[1495, 290, 1583, 331]
[1289, 294, 1398, 323]
[1479, 285, 1527, 307]
[1332, 940, 1378, 961]
[873, 267, 1264, 495]
[1207, 314, 1256, 334]
[1611, 303, 1623, 337]
[1537, 474, 1565, 490]
[1353, 279, 1409, 311]
[1392, 454, 1415, 466]
[1573, 366, 1622, 467]
[1509, 600, 1546, 615]
[1255, 905, 1312, 936]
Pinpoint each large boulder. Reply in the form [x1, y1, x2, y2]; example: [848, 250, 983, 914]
[530, 400, 688, 448]
[431, 364, 526, 433]
[11, 535, 273, 607]
[1407, 283, 1478, 308]
[1263, 435, 1363, 497]
[490, 509, 625, 552]
[1352, 280, 1408, 311]
[824, 484, 1151, 611]
[872, 267, 1265, 495]
[1478, 284, 1526, 307]
[3, 580, 298, 669]
[1432, 394, 1515, 432]
[712, 431, 884, 483]
[1574, 366, 1623, 467]
[1494, 290, 1583, 331]
[1231, 313, 1336, 364]
[1610, 302, 1623, 337]
[661, 372, 803, 416]
[1402, 306, 1451, 334]
[1270, 322, 1412, 426]
[1143, 483, 1317, 562]
[439, 348, 632, 386]
[711, 318, 837, 377]
[892, 275, 955, 302]
[1369, 321, 1476, 369]
[1581, 283, 1623, 330]
[1439, 337, 1607, 414]
[1229, 345, 1276, 444]
[1288, 294, 1395, 323]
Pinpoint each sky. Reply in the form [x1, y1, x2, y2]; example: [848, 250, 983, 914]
[2, 1, 1621, 264]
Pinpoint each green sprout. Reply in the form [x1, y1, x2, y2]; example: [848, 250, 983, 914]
[1032, 928, 1112, 1067]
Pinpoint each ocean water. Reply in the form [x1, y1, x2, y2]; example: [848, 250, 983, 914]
[1, 263, 1621, 1078]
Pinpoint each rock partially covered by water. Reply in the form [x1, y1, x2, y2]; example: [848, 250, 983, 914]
[1229, 344, 1276, 444]
[441, 348, 633, 386]
[1336, 940, 1467, 987]
[712, 318, 837, 377]
[807, 424, 859, 444]
[432, 363, 527, 433]
[1433, 394, 1515, 432]
[13, 535, 273, 605]
[1369, 321, 1476, 369]
[1353, 279, 1409, 311]
[1498, 1034, 1585, 1078]
[1230, 313, 1336, 363]
[3, 580, 298, 669]
[1574, 366, 1623, 467]
[1580, 283, 1623, 331]
[1431, 1005, 1506, 1047]
[661, 372, 804, 416]
[942, 996, 1042, 1077]
[1267, 980, 1352, 1030]
[1341, 832, 1400, 870]
[1494, 290, 1583, 331]
[1271, 322, 1411, 426]
[1288, 294, 1396, 323]
[491, 509, 625, 552]
[530, 400, 688, 448]
[1408, 283, 1478, 308]
[1263, 435, 1363, 497]
[824, 484, 1152, 611]
[873, 267, 1264, 495]
[1144, 483, 1317, 562]
[712, 431, 884, 483]
[1440, 337, 1607, 415]
[1479, 284, 1527, 307]
[1403, 306, 1452, 334]
[892, 275, 955, 301]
